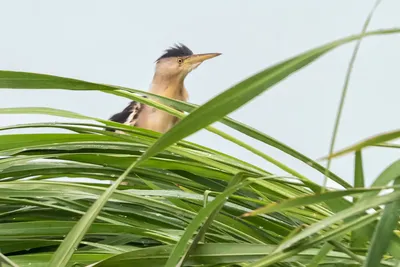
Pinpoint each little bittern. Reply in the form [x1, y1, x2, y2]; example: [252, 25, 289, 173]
[108, 43, 221, 133]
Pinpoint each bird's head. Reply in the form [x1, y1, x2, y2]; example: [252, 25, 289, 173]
[155, 43, 221, 79]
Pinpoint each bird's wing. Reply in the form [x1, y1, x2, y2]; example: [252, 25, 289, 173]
[108, 100, 145, 131]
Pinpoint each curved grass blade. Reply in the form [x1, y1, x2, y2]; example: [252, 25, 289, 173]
[321, 129, 400, 160]
[354, 151, 365, 189]
[0, 107, 141, 135]
[0, 106, 311, 185]
[306, 243, 335, 267]
[350, 150, 370, 249]
[175, 173, 246, 267]
[0, 220, 178, 244]
[0, 121, 268, 176]
[46, 160, 173, 267]
[165, 173, 256, 267]
[374, 143, 400, 149]
[322, 0, 382, 191]
[0, 70, 113, 90]
[247, 212, 385, 267]
[329, 240, 364, 265]
[241, 186, 394, 217]
[0, 252, 19, 267]
[358, 159, 400, 202]
[10, 253, 109, 267]
[274, 190, 400, 252]
[91, 243, 368, 267]
[0, 182, 267, 243]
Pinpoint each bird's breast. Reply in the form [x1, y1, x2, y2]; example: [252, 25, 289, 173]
[137, 83, 187, 133]
[135, 105, 178, 133]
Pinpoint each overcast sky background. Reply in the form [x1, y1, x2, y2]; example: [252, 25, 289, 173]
[0, 0, 399, 187]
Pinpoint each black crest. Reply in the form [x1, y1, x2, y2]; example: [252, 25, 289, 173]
[156, 43, 193, 61]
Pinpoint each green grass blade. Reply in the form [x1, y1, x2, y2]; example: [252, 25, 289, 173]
[363, 178, 400, 267]
[91, 243, 365, 267]
[0, 107, 94, 120]
[0, 105, 308, 182]
[176, 173, 246, 266]
[47, 160, 147, 266]
[306, 243, 335, 267]
[329, 240, 364, 265]
[165, 174, 257, 267]
[247, 212, 383, 267]
[354, 151, 365, 188]
[359, 159, 400, 202]
[0, 107, 149, 137]
[242, 186, 393, 217]
[322, 0, 382, 190]
[322, 129, 400, 160]
[275, 190, 400, 252]
[351, 150, 370, 249]
[10, 253, 109, 267]
[0, 70, 113, 90]
[374, 143, 400, 149]
[219, 116, 352, 189]
[0, 252, 19, 267]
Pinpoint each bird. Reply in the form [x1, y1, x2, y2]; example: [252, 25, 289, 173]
[108, 43, 221, 133]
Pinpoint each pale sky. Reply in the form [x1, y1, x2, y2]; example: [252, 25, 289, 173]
[0, 0, 399, 187]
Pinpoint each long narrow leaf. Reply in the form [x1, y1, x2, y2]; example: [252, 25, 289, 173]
[274, 190, 400, 252]
[363, 178, 400, 267]
[350, 150, 370, 248]
[165, 174, 257, 267]
[176, 173, 246, 266]
[242, 186, 393, 217]
[247, 212, 383, 267]
[0, 252, 19, 267]
[322, 129, 400, 159]
[321, 0, 381, 191]
[91, 243, 366, 267]
[359, 159, 400, 202]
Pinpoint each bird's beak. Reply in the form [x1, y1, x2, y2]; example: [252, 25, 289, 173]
[186, 53, 221, 65]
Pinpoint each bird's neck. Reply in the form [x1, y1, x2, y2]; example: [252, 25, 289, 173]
[149, 73, 188, 101]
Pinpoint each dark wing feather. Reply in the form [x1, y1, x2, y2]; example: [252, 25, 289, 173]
[106, 100, 144, 132]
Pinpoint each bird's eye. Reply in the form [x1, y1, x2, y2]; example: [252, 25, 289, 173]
[177, 58, 183, 64]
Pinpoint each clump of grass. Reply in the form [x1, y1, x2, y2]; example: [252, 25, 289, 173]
[0, 17, 399, 267]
